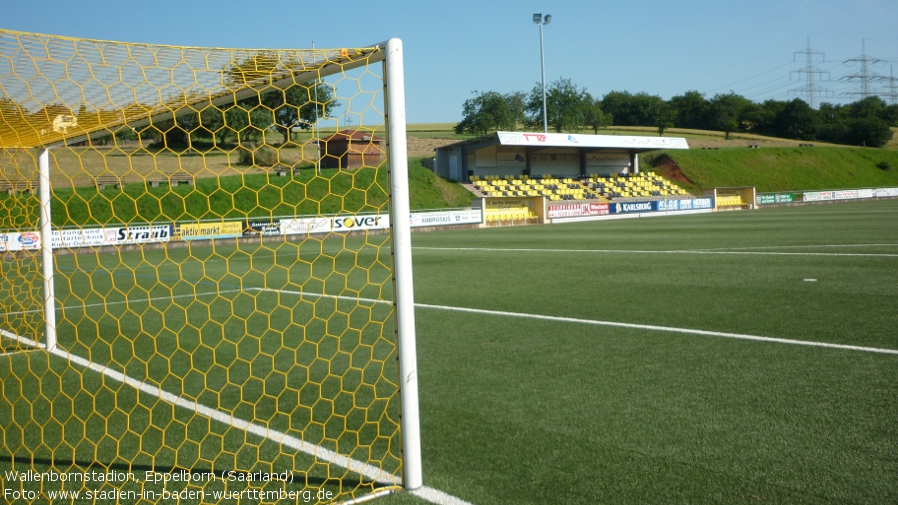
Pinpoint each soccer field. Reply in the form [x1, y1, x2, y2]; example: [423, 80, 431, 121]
[2, 199, 897, 504]
[386, 199, 897, 505]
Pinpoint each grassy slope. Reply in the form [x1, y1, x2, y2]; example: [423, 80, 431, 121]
[0, 156, 473, 227]
[643, 147, 898, 194]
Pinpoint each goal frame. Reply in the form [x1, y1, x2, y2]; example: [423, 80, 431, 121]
[2, 31, 422, 496]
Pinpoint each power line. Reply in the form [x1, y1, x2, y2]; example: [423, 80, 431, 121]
[703, 61, 794, 95]
[788, 37, 832, 108]
[841, 39, 889, 100]
[883, 66, 898, 105]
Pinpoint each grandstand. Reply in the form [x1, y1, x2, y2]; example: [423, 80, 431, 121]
[434, 131, 689, 183]
[470, 172, 692, 201]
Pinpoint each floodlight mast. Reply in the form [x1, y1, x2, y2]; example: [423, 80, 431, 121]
[534, 13, 551, 133]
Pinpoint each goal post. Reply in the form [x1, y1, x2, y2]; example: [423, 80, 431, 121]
[0, 29, 421, 502]
[37, 148, 58, 351]
[383, 37, 422, 491]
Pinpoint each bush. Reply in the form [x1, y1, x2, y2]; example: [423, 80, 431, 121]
[876, 161, 891, 171]
[238, 145, 279, 166]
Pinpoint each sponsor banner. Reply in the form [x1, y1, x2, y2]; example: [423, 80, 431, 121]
[803, 191, 827, 202]
[174, 222, 243, 241]
[243, 220, 281, 236]
[332, 214, 390, 232]
[858, 189, 874, 199]
[410, 209, 481, 227]
[657, 198, 714, 211]
[804, 190, 859, 202]
[614, 201, 658, 213]
[51, 228, 109, 249]
[113, 225, 173, 245]
[874, 187, 898, 197]
[484, 198, 535, 214]
[547, 202, 610, 219]
[0, 232, 41, 251]
[757, 193, 795, 205]
[834, 190, 858, 200]
[280, 217, 333, 235]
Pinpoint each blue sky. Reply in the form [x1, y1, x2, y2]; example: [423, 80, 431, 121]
[4, 0, 897, 123]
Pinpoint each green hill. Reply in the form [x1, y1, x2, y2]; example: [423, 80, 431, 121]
[642, 147, 898, 194]
[0, 156, 473, 228]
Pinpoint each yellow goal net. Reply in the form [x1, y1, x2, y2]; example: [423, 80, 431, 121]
[0, 29, 420, 504]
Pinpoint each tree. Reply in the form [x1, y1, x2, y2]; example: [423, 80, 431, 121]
[845, 96, 888, 120]
[654, 102, 676, 136]
[504, 91, 528, 127]
[199, 106, 226, 145]
[708, 92, 751, 139]
[583, 94, 612, 134]
[526, 77, 590, 133]
[743, 99, 786, 136]
[669, 91, 709, 130]
[599, 91, 665, 127]
[454, 90, 517, 135]
[223, 52, 339, 144]
[259, 82, 338, 144]
[774, 99, 820, 140]
[224, 103, 275, 144]
[841, 117, 894, 147]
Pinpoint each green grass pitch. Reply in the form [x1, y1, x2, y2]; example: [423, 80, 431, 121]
[2, 199, 897, 504]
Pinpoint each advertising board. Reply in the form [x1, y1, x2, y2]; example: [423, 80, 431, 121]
[280, 217, 333, 235]
[243, 220, 281, 236]
[113, 225, 173, 245]
[614, 201, 659, 213]
[804, 190, 859, 202]
[484, 198, 536, 215]
[332, 214, 390, 232]
[0, 232, 41, 251]
[174, 222, 243, 241]
[51, 228, 109, 249]
[875, 188, 898, 198]
[410, 209, 481, 228]
[657, 198, 714, 211]
[757, 194, 795, 205]
[546, 202, 610, 219]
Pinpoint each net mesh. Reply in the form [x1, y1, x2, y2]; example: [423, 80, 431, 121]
[0, 29, 403, 503]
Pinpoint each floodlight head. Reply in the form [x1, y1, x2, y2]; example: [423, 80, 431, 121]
[533, 13, 542, 24]
[544, 14, 551, 24]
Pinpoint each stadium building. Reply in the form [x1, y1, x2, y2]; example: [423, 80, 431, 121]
[434, 131, 689, 182]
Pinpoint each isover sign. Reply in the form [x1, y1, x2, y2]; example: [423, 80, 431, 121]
[332, 214, 390, 232]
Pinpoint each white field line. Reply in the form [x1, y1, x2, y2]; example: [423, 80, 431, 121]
[687, 243, 898, 252]
[0, 328, 400, 486]
[414, 302, 898, 355]
[0, 289, 244, 319]
[412, 246, 898, 258]
[256, 288, 898, 355]
[411, 486, 476, 505]
[0, 296, 474, 505]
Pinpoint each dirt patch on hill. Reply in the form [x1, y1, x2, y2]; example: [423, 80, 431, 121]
[651, 153, 693, 184]
[406, 137, 458, 158]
